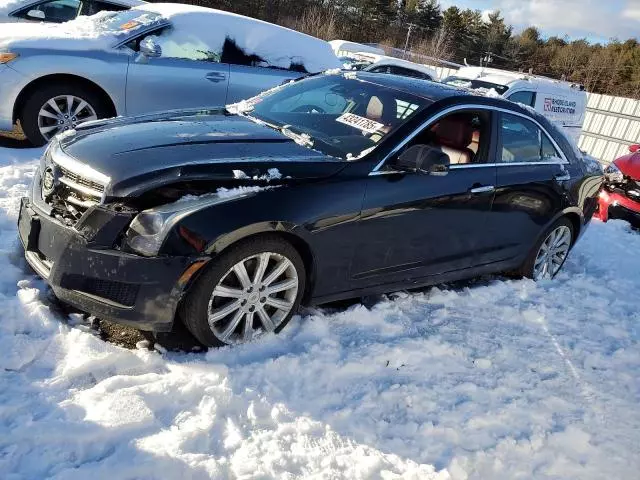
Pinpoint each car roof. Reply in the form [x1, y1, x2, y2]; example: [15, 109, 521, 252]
[352, 71, 557, 124]
[353, 72, 470, 101]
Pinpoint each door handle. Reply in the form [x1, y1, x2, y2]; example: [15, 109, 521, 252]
[206, 72, 227, 83]
[469, 185, 495, 194]
[554, 172, 571, 182]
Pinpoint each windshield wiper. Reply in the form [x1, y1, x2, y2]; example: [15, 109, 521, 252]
[280, 125, 314, 147]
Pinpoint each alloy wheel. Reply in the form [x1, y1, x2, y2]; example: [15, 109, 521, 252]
[207, 252, 299, 345]
[533, 225, 572, 280]
[37, 95, 98, 141]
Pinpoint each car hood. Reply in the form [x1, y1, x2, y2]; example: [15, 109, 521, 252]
[57, 111, 346, 199]
[614, 152, 640, 180]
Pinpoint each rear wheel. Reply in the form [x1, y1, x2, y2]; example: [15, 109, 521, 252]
[20, 83, 109, 146]
[516, 217, 574, 280]
[180, 236, 306, 347]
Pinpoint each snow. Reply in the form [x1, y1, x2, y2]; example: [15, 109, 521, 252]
[0, 10, 155, 50]
[139, 3, 341, 73]
[0, 3, 340, 74]
[0, 144, 639, 478]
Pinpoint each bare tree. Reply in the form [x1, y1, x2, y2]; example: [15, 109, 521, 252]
[280, 5, 339, 41]
[413, 26, 453, 61]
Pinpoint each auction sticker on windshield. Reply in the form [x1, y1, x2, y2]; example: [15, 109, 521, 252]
[336, 113, 385, 134]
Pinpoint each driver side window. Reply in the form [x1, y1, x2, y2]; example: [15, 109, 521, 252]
[406, 109, 492, 165]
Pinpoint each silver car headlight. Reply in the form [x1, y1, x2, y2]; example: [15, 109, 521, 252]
[124, 191, 256, 257]
[604, 162, 624, 183]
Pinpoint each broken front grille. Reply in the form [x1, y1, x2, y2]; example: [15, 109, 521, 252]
[44, 166, 105, 226]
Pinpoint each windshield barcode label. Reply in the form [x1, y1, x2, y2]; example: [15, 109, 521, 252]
[336, 113, 385, 134]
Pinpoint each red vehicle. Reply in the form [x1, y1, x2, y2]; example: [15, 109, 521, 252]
[597, 144, 640, 227]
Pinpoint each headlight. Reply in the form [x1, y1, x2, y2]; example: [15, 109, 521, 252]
[124, 191, 257, 257]
[604, 162, 624, 183]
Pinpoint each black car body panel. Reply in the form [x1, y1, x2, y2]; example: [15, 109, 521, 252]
[61, 112, 347, 199]
[18, 73, 603, 332]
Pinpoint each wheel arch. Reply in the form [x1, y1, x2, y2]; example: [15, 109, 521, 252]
[13, 74, 117, 124]
[190, 223, 318, 306]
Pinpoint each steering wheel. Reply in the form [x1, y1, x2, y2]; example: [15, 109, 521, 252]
[292, 105, 326, 114]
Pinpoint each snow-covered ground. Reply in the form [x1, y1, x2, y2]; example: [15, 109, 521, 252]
[0, 145, 638, 479]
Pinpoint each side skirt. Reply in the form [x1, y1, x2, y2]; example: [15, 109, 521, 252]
[308, 257, 524, 306]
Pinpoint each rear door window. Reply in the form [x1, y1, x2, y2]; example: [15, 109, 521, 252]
[500, 112, 563, 163]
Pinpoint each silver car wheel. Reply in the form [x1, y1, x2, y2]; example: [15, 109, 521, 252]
[207, 252, 299, 345]
[37, 95, 98, 141]
[533, 225, 572, 280]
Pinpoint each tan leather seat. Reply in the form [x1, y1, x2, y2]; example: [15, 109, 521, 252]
[430, 116, 475, 164]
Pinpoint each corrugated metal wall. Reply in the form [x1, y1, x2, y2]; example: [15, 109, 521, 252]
[578, 93, 640, 163]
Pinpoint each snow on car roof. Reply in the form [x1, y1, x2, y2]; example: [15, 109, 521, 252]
[137, 3, 341, 73]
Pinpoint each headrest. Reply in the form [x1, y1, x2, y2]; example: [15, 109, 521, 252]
[431, 115, 473, 149]
[366, 96, 384, 121]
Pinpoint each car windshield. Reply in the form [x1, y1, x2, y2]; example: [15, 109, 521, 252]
[442, 76, 509, 96]
[84, 9, 163, 35]
[228, 74, 431, 159]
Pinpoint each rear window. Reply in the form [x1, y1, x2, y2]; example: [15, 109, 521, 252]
[442, 76, 509, 95]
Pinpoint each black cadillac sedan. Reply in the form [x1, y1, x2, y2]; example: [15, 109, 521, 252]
[18, 72, 603, 347]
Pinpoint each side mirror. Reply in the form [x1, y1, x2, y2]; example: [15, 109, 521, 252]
[629, 144, 640, 153]
[27, 9, 46, 20]
[139, 37, 162, 58]
[395, 145, 450, 176]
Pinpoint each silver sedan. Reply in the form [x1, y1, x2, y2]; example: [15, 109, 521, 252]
[0, 3, 341, 145]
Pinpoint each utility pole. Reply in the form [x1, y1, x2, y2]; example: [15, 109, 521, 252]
[403, 23, 418, 59]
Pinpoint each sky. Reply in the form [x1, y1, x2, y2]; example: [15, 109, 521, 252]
[439, 0, 640, 43]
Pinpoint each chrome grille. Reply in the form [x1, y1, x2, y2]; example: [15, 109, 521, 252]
[59, 166, 105, 198]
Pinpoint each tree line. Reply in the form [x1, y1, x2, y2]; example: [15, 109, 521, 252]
[162, 0, 640, 98]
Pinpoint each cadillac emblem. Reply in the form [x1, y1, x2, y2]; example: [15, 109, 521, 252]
[42, 166, 56, 196]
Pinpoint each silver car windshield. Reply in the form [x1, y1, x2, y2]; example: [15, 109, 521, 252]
[230, 74, 431, 160]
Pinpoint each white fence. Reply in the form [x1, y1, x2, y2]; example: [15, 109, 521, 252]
[578, 93, 640, 163]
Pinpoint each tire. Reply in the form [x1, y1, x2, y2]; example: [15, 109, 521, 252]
[180, 236, 306, 347]
[20, 83, 110, 146]
[515, 217, 574, 280]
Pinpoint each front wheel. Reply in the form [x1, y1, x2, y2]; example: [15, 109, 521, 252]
[20, 83, 109, 146]
[516, 218, 574, 280]
[180, 236, 306, 347]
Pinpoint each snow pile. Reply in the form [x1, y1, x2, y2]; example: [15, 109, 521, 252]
[140, 3, 341, 73]
[0, 144, 639, 478]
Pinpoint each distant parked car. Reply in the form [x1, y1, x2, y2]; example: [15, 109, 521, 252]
[0, 0, 144, 23]
[18, 73, 602, 347]
[596, 144, 640, 227]
[363, 56, 437, 81]
[0, 3, 341, 145]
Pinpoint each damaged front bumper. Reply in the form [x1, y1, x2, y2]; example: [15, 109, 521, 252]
[596, 188, 640, 226]
[18, 194, 206, 332]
